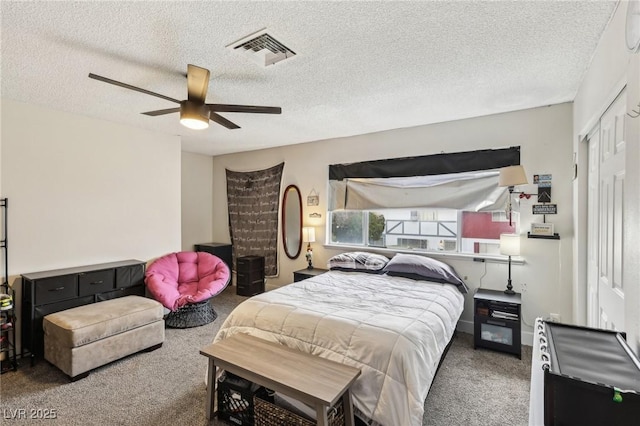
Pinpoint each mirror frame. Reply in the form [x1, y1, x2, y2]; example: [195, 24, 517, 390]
[282, 184, 303, 259]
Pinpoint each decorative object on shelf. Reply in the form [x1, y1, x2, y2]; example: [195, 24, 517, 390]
[530, 222, 554, 237]
[302, 227, 316, 269]
[309, 212, 322, 218]
[500, 233, 520, 295]
[306, 188, 319, 206]
[0, 294, 12, 310]
[499, 165, 528, 225]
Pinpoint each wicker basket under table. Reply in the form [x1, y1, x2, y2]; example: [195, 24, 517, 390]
[254, 395, 345, 426]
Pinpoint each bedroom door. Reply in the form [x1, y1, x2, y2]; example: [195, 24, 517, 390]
[588, 89, 627, 331]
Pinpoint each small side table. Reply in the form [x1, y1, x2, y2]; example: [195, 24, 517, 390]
[294, 267, 328, 282]
[473, 288, 522, 359]
[200, 333, 360, 425]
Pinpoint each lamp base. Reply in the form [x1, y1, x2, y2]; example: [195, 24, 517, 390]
[504, 279, 515, 295]
[306, 248, 313, 269]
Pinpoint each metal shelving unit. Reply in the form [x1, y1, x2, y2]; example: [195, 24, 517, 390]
[1, 197, 18, 373]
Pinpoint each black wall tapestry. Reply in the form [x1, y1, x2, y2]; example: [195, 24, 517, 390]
[226, 162, 284, 276]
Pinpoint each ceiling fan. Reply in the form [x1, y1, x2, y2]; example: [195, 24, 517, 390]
[88, 64, 281, 130]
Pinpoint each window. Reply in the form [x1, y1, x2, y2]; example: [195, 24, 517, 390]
[327, 146, 522, 255]
[330, 208, 518, 255]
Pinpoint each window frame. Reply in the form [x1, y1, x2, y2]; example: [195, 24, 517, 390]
[327, 208, 522, 264]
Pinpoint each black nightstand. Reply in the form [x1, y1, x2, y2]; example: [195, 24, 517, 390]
[293, 267, 328, 282]
[473, 288, 522, 359]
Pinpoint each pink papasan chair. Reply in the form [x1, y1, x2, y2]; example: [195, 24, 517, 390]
[145, 251, 230, 328]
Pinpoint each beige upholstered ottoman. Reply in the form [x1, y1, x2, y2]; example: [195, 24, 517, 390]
[43, 295, 164, 381]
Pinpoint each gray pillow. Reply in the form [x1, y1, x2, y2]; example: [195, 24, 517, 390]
[328, 251, 389, 272]
[382, 253, 468, 293]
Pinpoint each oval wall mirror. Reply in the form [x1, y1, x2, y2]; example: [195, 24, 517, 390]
[282, 185, 302, 259]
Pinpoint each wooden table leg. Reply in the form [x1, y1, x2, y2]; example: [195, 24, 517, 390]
[205, 359, 216, 420]
[342, 389, 355, 426]
[316, 404, 329, 426]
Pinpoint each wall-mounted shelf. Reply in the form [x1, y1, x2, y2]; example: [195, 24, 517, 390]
[527, 232, 560, 240]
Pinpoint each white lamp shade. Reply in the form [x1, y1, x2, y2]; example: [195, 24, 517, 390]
[499, 165, 528, 187]
[302, 227, 316, 243]
[500, 233, 521, 256]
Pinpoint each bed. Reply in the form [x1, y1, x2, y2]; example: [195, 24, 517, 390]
[212, 253, 466, 426]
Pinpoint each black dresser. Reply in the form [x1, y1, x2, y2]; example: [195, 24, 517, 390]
[194, 242, 233, 270]
[21, 259, 146, 364]
[236, 256, 264, 296]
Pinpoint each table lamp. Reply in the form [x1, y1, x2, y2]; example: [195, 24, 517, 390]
[302, 227, 316, 269]
[500, 233, 520, 295]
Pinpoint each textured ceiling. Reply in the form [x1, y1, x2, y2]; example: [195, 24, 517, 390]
[1, 1, 617, 156]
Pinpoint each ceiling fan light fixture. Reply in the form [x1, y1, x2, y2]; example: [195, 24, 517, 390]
[180, 100, 209, 130]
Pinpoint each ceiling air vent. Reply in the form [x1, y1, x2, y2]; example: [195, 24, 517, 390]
[227, 28, 296, 67]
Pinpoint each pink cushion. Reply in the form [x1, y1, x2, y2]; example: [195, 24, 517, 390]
[144, 251, 230, 311]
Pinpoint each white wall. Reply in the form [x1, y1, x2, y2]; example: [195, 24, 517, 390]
[573, 0, 640, 352]
[210, 103, 575, 344]
[181, 152, 214, 251]
[1, 99, 182, 279]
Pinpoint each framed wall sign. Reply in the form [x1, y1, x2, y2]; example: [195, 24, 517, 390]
[531, 223, 554, 236]
[307, 188, 319, 206]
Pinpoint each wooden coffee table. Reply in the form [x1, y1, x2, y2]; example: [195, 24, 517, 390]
[200, 333, 361, 426]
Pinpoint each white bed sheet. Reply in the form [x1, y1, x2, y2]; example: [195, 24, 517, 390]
[213, 270, 464, 426]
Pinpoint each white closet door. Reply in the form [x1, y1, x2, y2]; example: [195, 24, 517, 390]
[596, 90, 627, 331]
[586, 126, 600, 328]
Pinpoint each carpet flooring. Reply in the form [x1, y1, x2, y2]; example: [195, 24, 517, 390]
[0, 286, 531, 425]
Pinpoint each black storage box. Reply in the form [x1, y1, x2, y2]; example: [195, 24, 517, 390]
[217, 372, 271, 426]
[543, 322, 640, 425]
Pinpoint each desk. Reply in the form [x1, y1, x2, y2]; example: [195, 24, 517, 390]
[200, 333, 360, 425]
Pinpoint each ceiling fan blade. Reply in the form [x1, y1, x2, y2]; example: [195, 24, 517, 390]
[209, 112, 240, 129]
[187, 64, 210, 103]
[207, 104, 282, 114]
[141, 107, 181, 116]
[89, 73, 181, 104]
